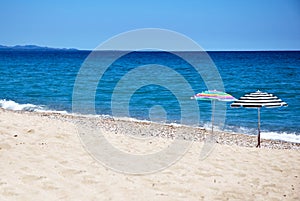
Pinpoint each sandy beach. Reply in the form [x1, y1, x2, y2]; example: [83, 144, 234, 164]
[0, 109, 299, 201]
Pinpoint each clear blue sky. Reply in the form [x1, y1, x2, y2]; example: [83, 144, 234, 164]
[1, 0, 299, 50]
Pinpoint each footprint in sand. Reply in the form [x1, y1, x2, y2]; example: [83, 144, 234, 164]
[41, 182, 59, 191]
[59, 160, 69, 165]
[82, 175, 98, 184]
[21, 175, 47, 183]
[0, 143, 11, 151]
[1, 187, 18, 196]
[26, 129, 35, 134]
[59, 169, 86, 177]
[221, 190, 244, 199]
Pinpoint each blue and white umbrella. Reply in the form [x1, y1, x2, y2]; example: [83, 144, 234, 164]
[231, 90, 288, 147]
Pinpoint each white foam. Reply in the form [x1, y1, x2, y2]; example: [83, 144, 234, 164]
[114, 116, 150, 123]
[202, 122, 223, 131]
[114, 116, 171, 126]
[113, 116, 190, 128]
[0, 99, 67, 114]
[261, 131, 300, 143]
[0, 99, 42, 111]
[35, 109, 68, 114]
[224, 125, 300, 143]
[224, 125, 257, 135]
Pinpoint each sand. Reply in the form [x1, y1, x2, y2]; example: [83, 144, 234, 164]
[0, 109, 299, 201]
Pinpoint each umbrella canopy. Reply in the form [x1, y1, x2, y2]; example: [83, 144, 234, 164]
[194, 90, 237, 102]
[193, 90, 236, 134]
[231, 90, 288, 108]
[231, 90, 288, 147]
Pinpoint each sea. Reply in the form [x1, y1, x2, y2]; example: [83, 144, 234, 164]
[0, 50, 299, 143]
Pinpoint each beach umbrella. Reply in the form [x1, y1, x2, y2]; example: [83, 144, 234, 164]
[192, 90, 236, 134]
[231, 90, 288, 148]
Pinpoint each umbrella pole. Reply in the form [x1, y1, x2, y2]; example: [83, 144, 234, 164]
[256, 107, 261, 148]
[211, 100, 215, 134]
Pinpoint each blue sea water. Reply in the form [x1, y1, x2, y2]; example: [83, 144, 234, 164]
[0, 50, 299, 142]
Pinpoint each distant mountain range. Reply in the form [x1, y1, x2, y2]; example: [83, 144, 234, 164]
[0, 45, 79, 51]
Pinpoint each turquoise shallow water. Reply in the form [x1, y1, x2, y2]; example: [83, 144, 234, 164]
[0, 50, 299, 142]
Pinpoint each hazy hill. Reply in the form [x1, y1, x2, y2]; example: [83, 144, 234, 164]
[0, 45, 78, 51]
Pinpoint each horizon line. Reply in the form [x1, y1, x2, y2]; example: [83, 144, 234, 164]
[1, 44, 299, 52]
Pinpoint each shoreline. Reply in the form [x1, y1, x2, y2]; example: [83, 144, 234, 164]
[1, 108, 299, 150]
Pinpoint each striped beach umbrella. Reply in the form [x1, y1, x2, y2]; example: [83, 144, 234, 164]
[192, 90, 236, 134]
[231, 90, 288, 147]
[194, 90, 237, 102]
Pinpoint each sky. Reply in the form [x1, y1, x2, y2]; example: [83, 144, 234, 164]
[0, 0, 299, 50]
